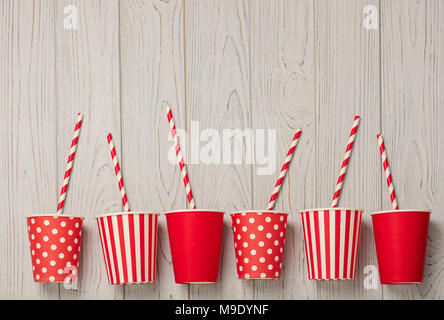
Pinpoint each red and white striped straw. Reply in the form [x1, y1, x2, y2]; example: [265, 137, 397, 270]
[267, 129, 302, 210]
[56, 113, 84, 215]
[165, 106, 196, 209]
[331, 115, 361, 208]
[107, 133, 130, 212]
[377, 134, 399, 210]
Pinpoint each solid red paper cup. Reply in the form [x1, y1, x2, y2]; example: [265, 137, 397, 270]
[300, 208, 363, 280]
[165, 209, 224, 284]
[96, 212, 159, 285]
[26, 214, 84, 283]
[371, 209, 431, 284]
[231, 211, 287, 280]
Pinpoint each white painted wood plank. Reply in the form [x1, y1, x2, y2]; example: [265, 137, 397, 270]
[119, 0, 188, 299]
[54, 0, 124, 299]
[0, 0, 441, 301]
[185, 0, 254, 300]
[314, 0, 382, 299]
[250, 0, 317, 300]
[380, 0, 444, 300]
[0, 0, 59, 299]
[0, 1, 10, 298]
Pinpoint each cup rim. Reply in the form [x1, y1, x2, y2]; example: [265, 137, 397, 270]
[96, 211, 160, 219]
[371, 209, 431, 216]
[299, 207, 364, 213]
[230, 210, 289, 215]
[26, 213, 85, 219]
[164, 209, 225, 215]
[239, 277, 280, 280]
[109, 280, 156, 285]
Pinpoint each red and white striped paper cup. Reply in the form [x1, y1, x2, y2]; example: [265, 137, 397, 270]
[27, 214, 84, 283]
[300, 208, 363, 280]
[96, 212, 159, 285]
[231, 211, 288, 280]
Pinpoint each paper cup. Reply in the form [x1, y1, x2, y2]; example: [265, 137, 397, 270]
[96, 212, 159, 285]
[230, 211, 287, 280]
[371, 209, 431, 284]
[165, 209, 224, 284]
[26, 214, 84, 283]
[299, 208, 363, 280]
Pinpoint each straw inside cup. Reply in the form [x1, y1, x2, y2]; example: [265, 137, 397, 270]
[331, 115, 360, 208]
[165, 105, 196, 209]
[29, 113, 84, 283]
[107, 133, 130, 212]
[376, 134, 399, 210]
[266, 129, 302, 210]
[56, 113, 84, 215]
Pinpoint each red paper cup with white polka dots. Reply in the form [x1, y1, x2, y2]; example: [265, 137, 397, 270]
[26, 214, 84, 283]
[231, 211, 288, 280]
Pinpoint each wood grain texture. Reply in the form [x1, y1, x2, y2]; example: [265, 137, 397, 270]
[184, 0, 254, 300]
[0, 0, 10, 298]
[0, 0, 59, 299]
[54, 0, 123, 299]
[314, 0, 382, 299]
[380, 0, 444, 299]
[250, 0, 317, 299]
[119, 0, 188, 299]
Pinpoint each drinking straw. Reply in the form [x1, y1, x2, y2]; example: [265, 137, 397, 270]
[267, 129, 302, 210]
[56, 113, 84, 215]
[107, 133, 130, 212]
[165, 106, 196, 209]
[377, 134, 399, 210]
[331, 115, 361, 208]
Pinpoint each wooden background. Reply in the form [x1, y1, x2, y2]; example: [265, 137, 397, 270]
[0, 0, 443, 299]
